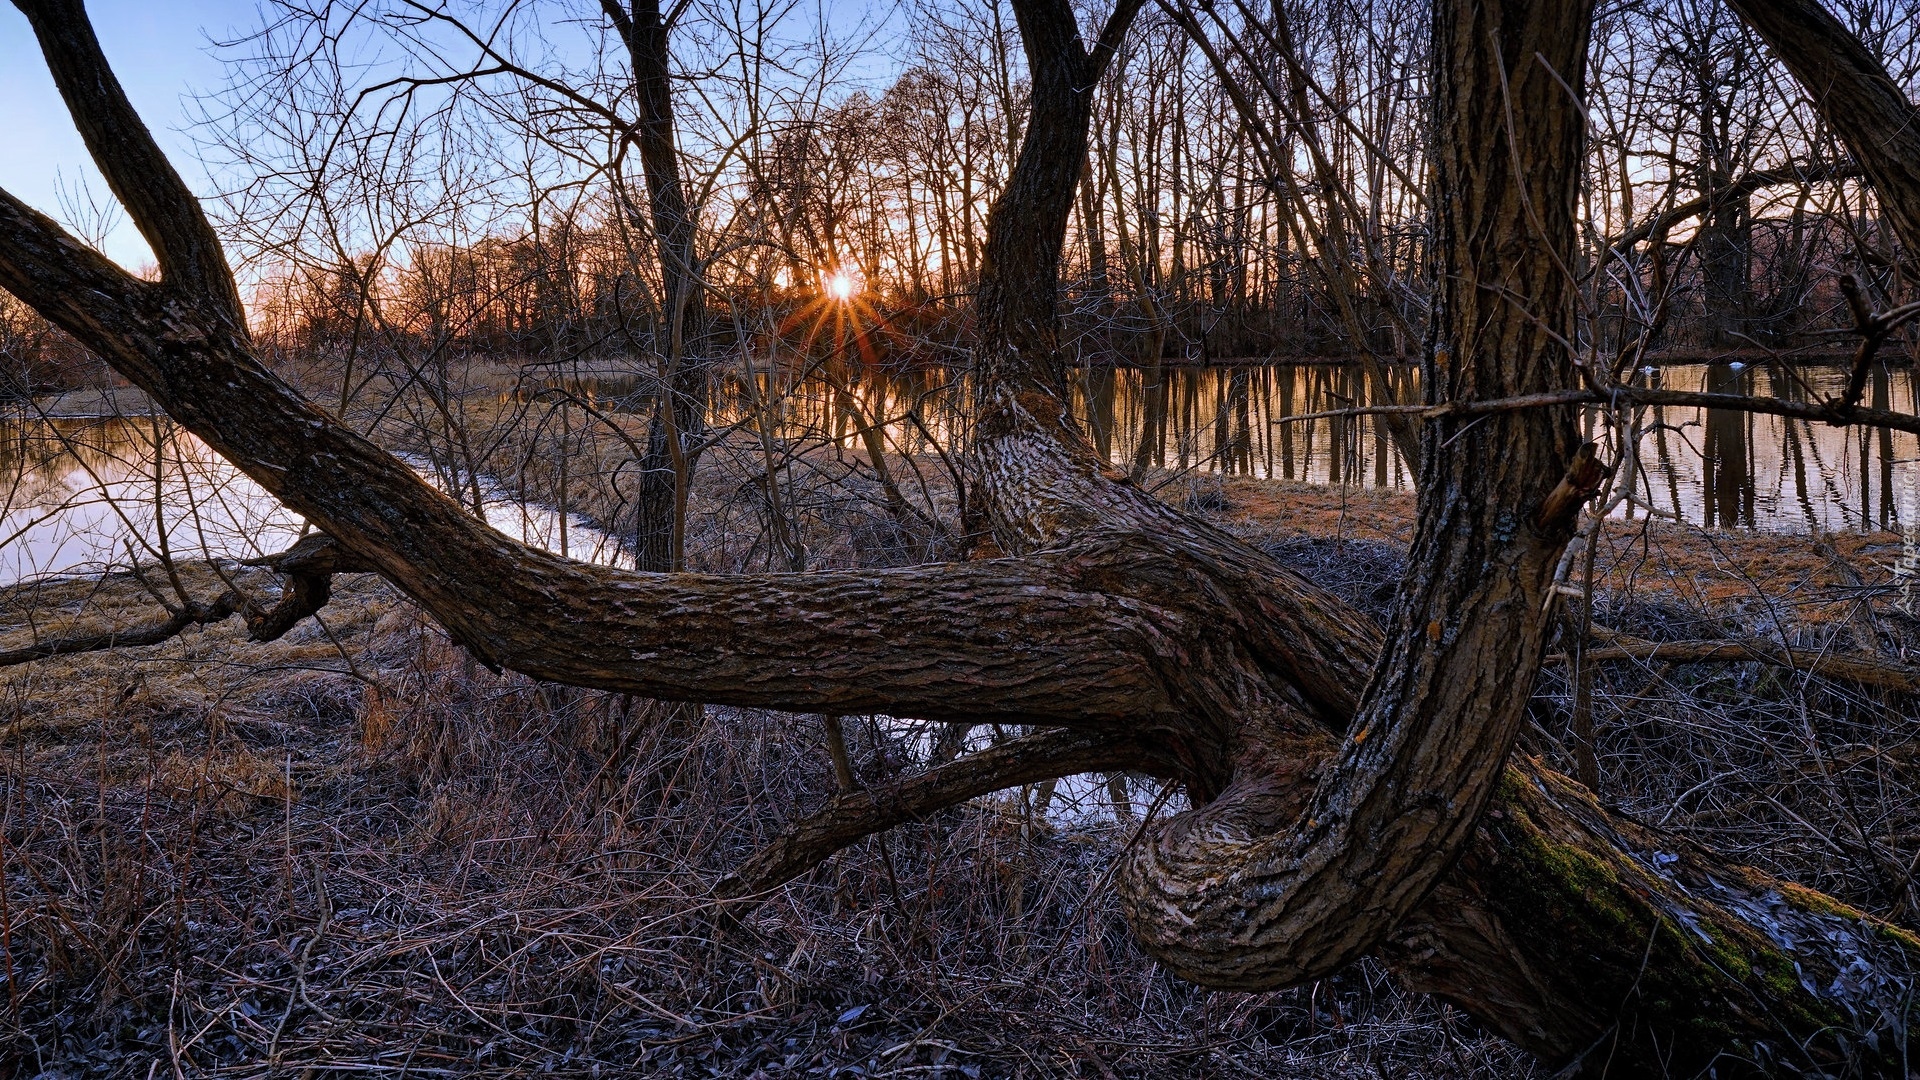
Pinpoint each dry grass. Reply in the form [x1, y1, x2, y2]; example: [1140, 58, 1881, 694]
[5, 461, 1919, 1077]
[1, 549, 1535, 1078]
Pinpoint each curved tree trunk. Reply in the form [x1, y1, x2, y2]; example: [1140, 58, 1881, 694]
[2, 0, 1918, 1075]
[1107, 0, 1597, 992]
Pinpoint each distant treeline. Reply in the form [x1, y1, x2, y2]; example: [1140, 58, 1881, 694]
[8, 0, 1919, 395]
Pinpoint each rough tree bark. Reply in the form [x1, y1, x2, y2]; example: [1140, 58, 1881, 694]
[1107, 0, 1596, 989]
[602, 0, 706, 572]
[3, 0, 1918, 1075]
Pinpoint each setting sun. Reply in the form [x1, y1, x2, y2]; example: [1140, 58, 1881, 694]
[823, 269, 858, 302]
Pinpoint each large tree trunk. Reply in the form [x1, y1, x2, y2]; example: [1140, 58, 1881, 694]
[1106, 0, 1598, 991]
[934, 0, 1920, 1070]
[3, 0, 1918, 1075]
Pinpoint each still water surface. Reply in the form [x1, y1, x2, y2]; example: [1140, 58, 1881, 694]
[689, 359, 1919, 532]
[1071, 361, 1920, 534]
[1, 413, 623, 585]
[5, 361, 1917, 585]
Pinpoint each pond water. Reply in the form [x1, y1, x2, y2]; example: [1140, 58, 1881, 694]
[1092, 360, 1920, 533]
[0, 413, 625, 586]
[683, 359, 1920, 534]
[7, 360, 1919, 584]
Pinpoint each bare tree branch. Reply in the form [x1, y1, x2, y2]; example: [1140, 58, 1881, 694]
[718, 729, 1161, 899]
[1548, 637, 1920, 693]
[0, 593, 237, 667]
[1088, 0, 1148, 78]
[1606, 160, 1864, 255]
[1726, 0, 1920, 254]
[12, 0, 245, 326]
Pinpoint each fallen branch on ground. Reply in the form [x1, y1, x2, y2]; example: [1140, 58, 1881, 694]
[0, 534, 374, 668]
[1548, 635, 1920, 692]
[0, 593, 238, 666]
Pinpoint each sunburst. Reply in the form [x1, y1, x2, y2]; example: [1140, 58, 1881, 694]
[823, 268, 859, 302]
[771, 264, 885, 372]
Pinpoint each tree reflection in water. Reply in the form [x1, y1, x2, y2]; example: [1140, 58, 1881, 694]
[8, 359, 1917, 583]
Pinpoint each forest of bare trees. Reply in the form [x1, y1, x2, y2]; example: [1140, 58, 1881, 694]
[4, 0, 1905, 392]
[6, 0, 1920, 1075]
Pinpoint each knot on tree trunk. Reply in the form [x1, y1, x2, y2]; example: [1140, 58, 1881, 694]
[240, 532, 375, 642]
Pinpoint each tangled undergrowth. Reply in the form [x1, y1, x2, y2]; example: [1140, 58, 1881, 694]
[0, 573, 1532, 1078]
[4, 471, 1919, 1078]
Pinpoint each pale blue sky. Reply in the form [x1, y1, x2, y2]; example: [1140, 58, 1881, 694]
[2, 0, 912, 271]
[1, 0, 260, 268]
